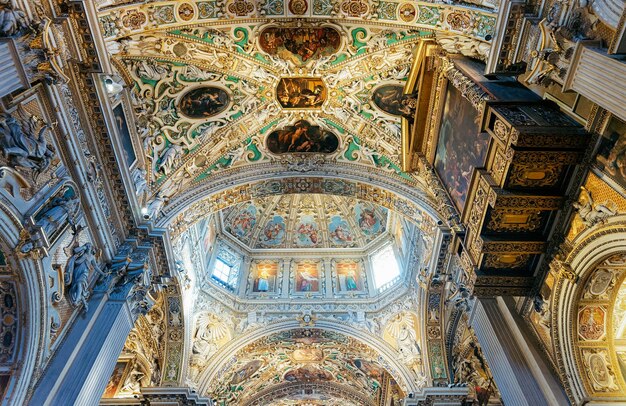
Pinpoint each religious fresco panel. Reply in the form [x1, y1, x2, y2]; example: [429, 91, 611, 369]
[328, 215, 355, 246]
[225, 204, 257, 240]
[266, 120, 339, 154]
[335, 261, 362, 292]
[259, 27, 341, 64]
[251, 261, 279, 293]
[276, 78, 327, 108]
[354, 202, 386, 237]
[294, 215, 320, 247]
[258, 215, 287, 247]
[294, 261, 321, 293]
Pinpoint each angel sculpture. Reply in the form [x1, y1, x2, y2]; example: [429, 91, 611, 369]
[573, 186, 617, 227]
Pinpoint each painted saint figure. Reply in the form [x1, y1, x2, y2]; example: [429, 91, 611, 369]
[298, 268, 318, 292]
[256, 269, 269, 292]
[345, 268, 358, 291]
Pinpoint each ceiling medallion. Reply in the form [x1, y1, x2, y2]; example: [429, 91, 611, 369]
[398, 3, 416, 22]
[288, 0, 308, 15]
[177, 86, 230, 119]
[177, 3, 195, 21]
[227, 0, 254, 16]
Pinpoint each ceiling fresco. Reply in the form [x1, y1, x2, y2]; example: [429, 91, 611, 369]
[219, 194, 389, 250]
[111, 23, 421, 201]
[206, 329, 405, 405]
[97, 1, 495, 211]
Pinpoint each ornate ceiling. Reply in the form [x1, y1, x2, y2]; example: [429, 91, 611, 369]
[93, 1, 494, 404]
[95, 0, 496, 221]
[205, 329, 405, 405]
[219, 194, 389, 250]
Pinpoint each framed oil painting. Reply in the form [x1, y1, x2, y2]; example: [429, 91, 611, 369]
[113, 103, 137, 169]
[276, 78, 326, 108]
[178, 86, 230, 119]
[250, 261, 279, 294]
[259, 27, 340, 64]
[595, 115, 626, 191]
[266, 120, 338, 154]
[293, 261, 321, 294]
[335, 260, 363, 293]
[434, 83, 489, 212]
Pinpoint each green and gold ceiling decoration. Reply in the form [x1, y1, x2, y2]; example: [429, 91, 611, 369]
[99, 1, 495, 216]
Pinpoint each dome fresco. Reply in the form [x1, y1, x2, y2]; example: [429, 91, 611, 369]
[220, 194, 389, 250]
[207, 329, 405, 405]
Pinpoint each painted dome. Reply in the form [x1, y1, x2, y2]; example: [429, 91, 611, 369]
[219, 194, 389, 250]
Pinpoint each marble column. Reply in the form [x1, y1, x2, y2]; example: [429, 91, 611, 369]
[29, 254, 154, 406]
[563, 43, 626, 122]
[469, 297, 568, 406]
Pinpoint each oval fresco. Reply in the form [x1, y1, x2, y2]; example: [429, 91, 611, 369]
[178, 86, 230, 119]
[259, 27, 341, 64]
[372, 85, 414, 117]
[266, 120, 339, 154]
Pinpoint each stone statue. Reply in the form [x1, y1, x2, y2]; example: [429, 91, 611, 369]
[0, 0, 29, 37]
[144, 193, 167, 220]
[157, 143, 184, 176]
[131, 167, 148, 198]
[35, 193, 80, 238]
[0, 110, 55, 177]
[396, 324, 422, 366]
[533, 295, 551, 330]
[573, 186, 617, 227]
[64, 242, 106, 310]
